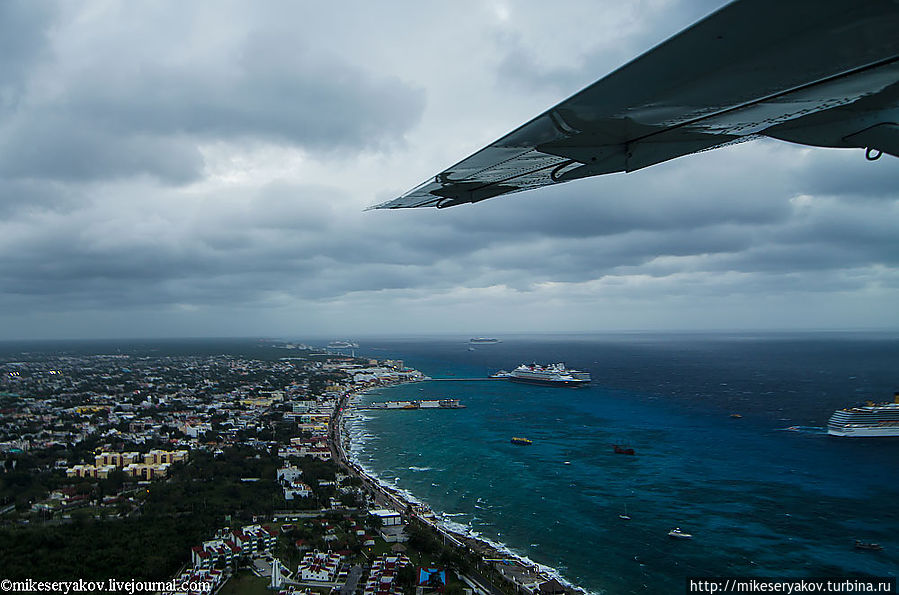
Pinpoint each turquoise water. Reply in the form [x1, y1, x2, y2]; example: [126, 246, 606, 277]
[346, 334, 899, 594]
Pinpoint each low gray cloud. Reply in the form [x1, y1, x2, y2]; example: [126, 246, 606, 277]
[0, 1, 53, 97]
[790, 150, 899, 200]
[493, 0, 731, 97]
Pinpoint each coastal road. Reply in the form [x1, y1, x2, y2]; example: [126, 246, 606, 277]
[460, 572, 504, 595]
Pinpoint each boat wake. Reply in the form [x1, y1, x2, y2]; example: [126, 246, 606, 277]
[778, 425, 826, 434]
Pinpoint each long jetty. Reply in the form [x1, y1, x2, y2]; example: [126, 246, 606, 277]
[428, 377, 504, 381]
[360, 399, 465, 410]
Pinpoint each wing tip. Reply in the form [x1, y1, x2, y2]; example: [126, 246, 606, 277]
[365, 199, 407, 211]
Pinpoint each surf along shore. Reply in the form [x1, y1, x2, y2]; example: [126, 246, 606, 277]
[330, 377, 588, 595]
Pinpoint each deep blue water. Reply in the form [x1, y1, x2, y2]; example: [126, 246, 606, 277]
[345, 332, 899, 594]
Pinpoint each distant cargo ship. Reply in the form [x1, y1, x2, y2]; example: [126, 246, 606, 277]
[469, 337, 501, 344]
[827, 393, 899, 437]
[503, 363, 591, 387]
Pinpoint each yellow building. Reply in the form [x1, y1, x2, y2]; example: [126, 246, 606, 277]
[70, 450, 186, 480]
[94, 451, 141, 467]
[66, 464, 98, 478]
[96, 464, 117, 478]
[75, 405, 109, 414]
[123, 462, 172, 479]
[240, 397, 274, 407]
[143, 449, 188, 465]
[298, 423, 328, 434]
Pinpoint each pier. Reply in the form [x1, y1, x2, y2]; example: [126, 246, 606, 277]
[361, 399, 465, 410]
[427, 377, 504, 381]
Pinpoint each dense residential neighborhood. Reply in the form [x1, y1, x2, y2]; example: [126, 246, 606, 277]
[0, 340, 578, 595]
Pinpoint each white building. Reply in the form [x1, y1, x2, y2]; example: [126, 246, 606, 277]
[277, 466, 303, 483]
[284, 481, 312, 500]
[191, 539, 240, 568]
[370, 509, 403, 526]
[232, 524, 277, 554]
[363, 554, 410, 595]
[298, 550, 342, 582]
[370, 509, 407, 543]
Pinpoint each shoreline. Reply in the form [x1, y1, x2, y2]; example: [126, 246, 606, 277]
[332, 379, 588, 595]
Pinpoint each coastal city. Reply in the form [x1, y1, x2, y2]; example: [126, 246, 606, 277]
[0, 341, 582, 595]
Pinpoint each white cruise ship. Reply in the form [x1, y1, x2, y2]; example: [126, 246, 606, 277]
[327, 340, 359, 349]
[827, 393, 899, 437]
[506, 363, 591, 387]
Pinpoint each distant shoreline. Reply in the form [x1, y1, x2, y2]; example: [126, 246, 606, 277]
[333, 379, 588, 595]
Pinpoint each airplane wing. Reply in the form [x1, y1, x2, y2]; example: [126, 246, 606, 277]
[371, 0, 898, 210]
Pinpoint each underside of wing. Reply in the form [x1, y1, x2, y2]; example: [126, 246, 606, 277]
[372, 0, 899, 210]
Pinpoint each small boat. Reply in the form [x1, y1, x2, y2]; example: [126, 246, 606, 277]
[730, 413, 743, 419]
[854, 540, 883, 551]
[613, 444, 635, 455]
[668, 527, 692, 539]
[511, 437, 533, 446]
[619, 504, 631, 520]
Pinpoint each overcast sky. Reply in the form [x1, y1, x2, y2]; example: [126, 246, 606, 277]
[1, 0, 897, 340]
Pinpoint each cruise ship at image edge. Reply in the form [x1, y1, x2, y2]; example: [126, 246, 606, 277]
[827, 392, 899, 437]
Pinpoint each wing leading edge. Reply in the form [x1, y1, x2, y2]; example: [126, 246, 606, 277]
[372, 0, 899, 210]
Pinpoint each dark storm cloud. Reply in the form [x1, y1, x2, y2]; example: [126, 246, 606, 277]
[1, 142, 896, 323]
[0, 14, 424, 184]
[55, 31, 424, 152]
[0, 118, 205, 183]
[0, 1, 895, 337]
[350, 144, 898, 293]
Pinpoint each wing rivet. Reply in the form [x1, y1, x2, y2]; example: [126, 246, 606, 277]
[865, 147, 882, 161]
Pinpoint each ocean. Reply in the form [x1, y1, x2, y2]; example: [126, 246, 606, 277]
[344, 332, 899, 594]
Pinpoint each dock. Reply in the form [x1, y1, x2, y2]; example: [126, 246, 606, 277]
[361, 399, 465, 410]
[427, 377, 504, 381]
